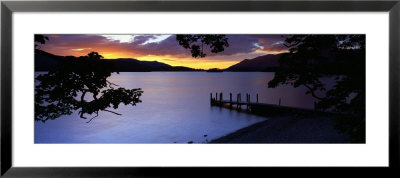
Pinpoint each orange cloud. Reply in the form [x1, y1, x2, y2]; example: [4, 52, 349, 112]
[38, 34, 287, 70]
[47, 35, 61, 38]
[254, 39, 288, 54]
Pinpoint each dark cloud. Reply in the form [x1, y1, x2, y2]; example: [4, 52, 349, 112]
[255, 38, 288, 53]
[132, 35, 190, 56]
[208, 35, 287, 56]
[39, 34, 288, 59]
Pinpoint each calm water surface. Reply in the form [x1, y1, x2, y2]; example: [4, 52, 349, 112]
[34, 72, 317, 143]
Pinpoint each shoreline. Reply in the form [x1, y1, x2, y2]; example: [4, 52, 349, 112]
[210, 114, 349, 143]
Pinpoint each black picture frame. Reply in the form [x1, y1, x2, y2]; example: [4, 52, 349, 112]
[1, 0, 399, 177]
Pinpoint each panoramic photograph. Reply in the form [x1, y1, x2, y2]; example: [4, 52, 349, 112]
[34, 34, 365, 143]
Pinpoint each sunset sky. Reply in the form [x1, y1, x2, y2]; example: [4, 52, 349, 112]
[38, 34, 289, 69]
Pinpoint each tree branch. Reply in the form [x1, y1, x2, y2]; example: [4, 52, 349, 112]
[80, 111, 87, 119]
[107, 81, 119, 87]
[303, 84, 324, 100]
[86, 112, 99, 123]
[103, 109, 122, 116]
[283, 41, 301, 48]
[80, 90, 87, 102]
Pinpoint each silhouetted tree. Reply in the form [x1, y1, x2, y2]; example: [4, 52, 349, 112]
[176, 35, 229, 58]
[35, 51, 143, 123]
[268, 35, 365, 142]
[34, 34, 49, 49]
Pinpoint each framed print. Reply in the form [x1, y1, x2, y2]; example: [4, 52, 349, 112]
[1, 0, 400, 177]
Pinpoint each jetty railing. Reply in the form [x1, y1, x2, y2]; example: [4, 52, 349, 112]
[210, 92, 262, 110]
[210, 92, 326, 116]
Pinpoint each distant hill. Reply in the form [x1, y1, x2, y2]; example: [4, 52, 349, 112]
[35, 49, 64, 71]
[225, 54, 283, 72]
[35, 50, 199, 72]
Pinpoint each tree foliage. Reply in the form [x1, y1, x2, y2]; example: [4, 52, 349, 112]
[35, 51, 143, 123]
[34, 34, 49, 49]
[176, 35, 229, 58]
[268, 35, 366, 142]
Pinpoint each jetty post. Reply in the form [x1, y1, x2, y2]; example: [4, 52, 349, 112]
[210, 93, 213, 105]
[239, 93, 242, 109]
[245, 93, 247, 109]
[236, 93, 239, 109]
[249, 94, 251, 110]
[246, 93, 248, 110]
[247, 94, 250, 110]
[209, 92, 322, 118]
[230, 93, 232, 109]
[237, 93, 242, 109]
[256, 94, 259, 103]
[219, 92, 223, 101]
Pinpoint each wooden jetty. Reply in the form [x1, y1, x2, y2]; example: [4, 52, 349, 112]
[210, 92, 329, 117]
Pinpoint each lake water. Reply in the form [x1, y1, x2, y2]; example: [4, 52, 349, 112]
[34, 72, 317, 143]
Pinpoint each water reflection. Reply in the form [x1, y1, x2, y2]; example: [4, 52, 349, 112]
[35, 72, 317, 143]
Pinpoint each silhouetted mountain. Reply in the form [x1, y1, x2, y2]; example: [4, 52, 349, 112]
[226, 54, 284, 72]
[207, 68, 224, 72]
[35, 50, 200, 72]
[35, 49, 64, 71]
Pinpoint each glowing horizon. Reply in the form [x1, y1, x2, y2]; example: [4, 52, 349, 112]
[36, 34, 288, 70]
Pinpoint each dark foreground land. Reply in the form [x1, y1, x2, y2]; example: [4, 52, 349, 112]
[210, 114, 349, 143]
